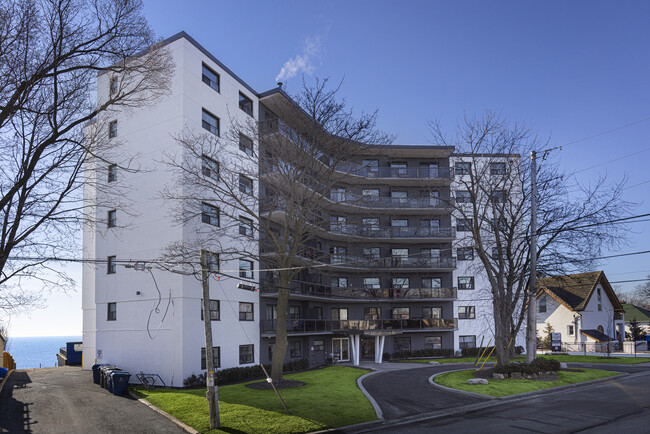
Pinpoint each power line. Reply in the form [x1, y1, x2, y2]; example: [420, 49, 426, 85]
[609, 278, 650, 284]
[572, 146, 650, 175]
[546, 115, 650, 152]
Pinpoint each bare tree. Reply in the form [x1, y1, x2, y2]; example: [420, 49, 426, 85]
[0, 0, 172, 314]
[162, 78, 391, 382]
[430, 112, 629, 366]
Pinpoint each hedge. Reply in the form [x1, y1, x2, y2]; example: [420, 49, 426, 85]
[183, 358, 309, 387]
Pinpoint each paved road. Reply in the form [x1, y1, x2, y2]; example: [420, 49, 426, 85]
[0, 367, 184, 433]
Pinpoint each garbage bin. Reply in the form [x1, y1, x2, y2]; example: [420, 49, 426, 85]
[99, 365, 119, 389]
[92, 364, 107, 385]
[109, 371, 131, 396]
[0, 367, 8, 379]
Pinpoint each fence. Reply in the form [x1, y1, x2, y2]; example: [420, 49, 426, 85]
[560, 340, 648, 355]
[3, 351, 16, 370]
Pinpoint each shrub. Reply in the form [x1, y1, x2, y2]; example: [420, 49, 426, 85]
[391, 348, 454, 360]
[183, 358, 310, 387]
[493, 357, 560, 376]
[515, 345, 525, 355]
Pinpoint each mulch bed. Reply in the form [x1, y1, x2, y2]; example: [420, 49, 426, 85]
[473, 367, 584, 382]
[245, 379, 306, 390]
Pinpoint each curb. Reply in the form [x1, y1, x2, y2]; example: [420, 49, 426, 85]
[356, 370, 384, 420]
[0, 369, 14, 396]
[428, 370, 498, 399]
[128, 390, 199, 434]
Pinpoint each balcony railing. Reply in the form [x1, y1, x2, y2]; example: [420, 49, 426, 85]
[325, 224, 455, 239]
[260, 279, 457, 300]
[260, 318, 458, 334]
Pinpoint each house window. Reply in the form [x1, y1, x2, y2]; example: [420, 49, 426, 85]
[107, 256, 116, 274]
[203, 250, 219, 271]
[109, 120, 117, 138]
[456, 191, 471, 203]
[568, 325, 575, 336]
[289, 341, 301, 358]
[394, 336, 411, 351]
[201, 202, 219, 226]
[331, 308, 348, 320]
[239, 175, 253, 195]
[458, 277, 475, 290]
[201, 346, 221, 369]
[456, 218, 473, 232]
[108, 164, 117, 182]
[107, 302, 117, 321]
[239, 344, 254, 364]
[597, 287, 602, 311]
[422, 277, 442, 289]
[239, 92, 253, 116]
[313, 339, 324, 351]
[392, 307, 410, 319]
[364, 307, 381, 320]
[425, 336, 442, 350]
[457, 247, 474, 261]
[392, 277, 410, 290]
[459, 306, 476, 319]
[200, 299, 220, 321]
[202, 155, 219, 179]
[202, 64, 220, 92]
[459, 335, 476, 349]
[202, 109, 219, 135]
[423, 307, 442, 319]
[110, 76, 119, 95]
[363, 277, 381, 290]
[491, 190, 506, 203]
[538, 296, 547, 313]
[490, 162, 506, 175]
[331, 277, 348, 288]
[107, 210, 116, 228]
[239, 133, 253, 155]
[239, 259, 253, 278]
[362, 188, 379, 197]
[455, 162, 471, 175]
[288, 305, 300, 320]
[239, 302, 254, 321]
[363, 247, 380, 259]
[239, 217, 253, 237]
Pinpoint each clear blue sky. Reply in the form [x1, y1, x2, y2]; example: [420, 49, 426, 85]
[9, 0, 650, 336]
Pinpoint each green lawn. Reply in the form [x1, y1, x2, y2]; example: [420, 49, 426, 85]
[434, 368, 621, 397]
[396, 354, 650, 365]
[133, 366, 376, 433]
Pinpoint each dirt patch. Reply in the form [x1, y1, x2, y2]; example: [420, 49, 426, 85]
[245, 379, 306, 390]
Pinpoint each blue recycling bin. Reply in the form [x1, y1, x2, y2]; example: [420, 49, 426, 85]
[92, 364, 108, 385]
[99, 365, 119, 389]
[109, 371, 131, 396]
[0, 367, 8, 379]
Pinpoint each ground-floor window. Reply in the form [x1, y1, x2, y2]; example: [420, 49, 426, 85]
[332, 337, 350, 361]
[424, 336, 442, 350]
[459, 335, 476, 349]
[313, 339, 324, 351]
[239, 344, 254, 364]
[201, 346, 221, 370]
[290, 340, 301, 358]
[394, 336, 411, 351]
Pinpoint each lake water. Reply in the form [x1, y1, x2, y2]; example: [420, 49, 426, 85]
[5, 336, 82, 369]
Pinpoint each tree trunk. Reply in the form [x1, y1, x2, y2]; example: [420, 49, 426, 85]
[492, 299, 510, 366]
[271, 276, 291, 382]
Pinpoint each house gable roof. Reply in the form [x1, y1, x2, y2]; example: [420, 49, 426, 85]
[622, 303, 650, 322]
[581, 329, 615, 342]
[537, 271, 623, 313]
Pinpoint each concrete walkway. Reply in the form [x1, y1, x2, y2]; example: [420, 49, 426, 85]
[0, 366, 185, 433]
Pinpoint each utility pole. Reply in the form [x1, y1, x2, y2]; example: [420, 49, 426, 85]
[526, 150, 538, 363]
[200, 250, 219, 429]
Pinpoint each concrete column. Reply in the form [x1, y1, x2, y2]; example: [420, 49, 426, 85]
[374, 336, 380, 363]
[350, 335, 360, 366]
[378, 336, 386, 363]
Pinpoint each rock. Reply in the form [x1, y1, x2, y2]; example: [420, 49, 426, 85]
[467, 378, 488, 385]
[511, 372, 524, 379]
[493, 373, 505, 380]
[428, 361, 440, 365]
[560, 363, 568, 369]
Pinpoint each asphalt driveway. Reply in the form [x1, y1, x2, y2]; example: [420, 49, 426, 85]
[0, 366, 184, 433]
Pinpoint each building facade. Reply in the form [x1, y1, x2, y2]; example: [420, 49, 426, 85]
[83, 32, 524, 385]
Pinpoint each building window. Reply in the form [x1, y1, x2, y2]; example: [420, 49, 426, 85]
[420, 219, 440, 228]
[391, 219, 408, 228]
[456, 191, 471, 203]
[538, 295, 547, 313]
[364, 307, 381, 320]
[239, 92, 253, 116]
[107, 256, 116, 274]
[239, 133, 253, 155]
[110, 76, 119, 95]
[391, 248, 409, 259]
[330, 216, 347, 232]
[568, 325, 575, 336]
[491, 247, 507, 260]
[330, 246, 347, 263]
[109, 120, 117, 138]
[201, 347, 221, 369]
[239, 174, 253, 195]
[204, 250, 219, 271]
[362, 218, 380, 232]
[239, 344, 254, 364]
[331, 277, 348, 288]
[456, 218, 473, 232]
[425, 336, 442, 350]
[362, 159, 379, 174]
[108, 164, 117, 183]
[597, 287, 602, 311]
[313, 307, 323, 319]
[392, 277, 410, 290]
[422, 277, 442, 289]
[392, 307, 410, 319]
[490, 162, 506, 175]
[107, 210, 116, 228]
[491, 190, 506, 203]
[390, 190, 407, 199]
[201, 202, 219, 226]
[363, 277, 381, 290]
[107, 302, 116, 321]
[239, 302, 254, 321]
[455, 162, 471, 175]
[457, 247, 474, 261]
[330, 187, 346, 202]
[390, 161, 408, 176]
[458, 277, 475, 290]
[239, 259, 253, 278]
[459, 306, 476, 319]
[202, 155, 219, 179]
[394, 336, 411, 351]
[363, 247, 380, 259]
[362, 188, 380, 197]
[459, 335, 476, 349]
[202, 109, 219, 136]
[289, 341, 301, 358]
[202, 64, 220, 92]
[288, 305, 300, 320]
[423, 307, 441, 319]
[313, 339, 324, 351]
[331, 308, 348, 320]
[239, 217, 253, 237]
[200, 299, 220, 321]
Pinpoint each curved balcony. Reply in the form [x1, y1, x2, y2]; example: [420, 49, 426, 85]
[323, 224, 455, 241]
[260, 279, 457, 301]
[260, 318, 458, 335]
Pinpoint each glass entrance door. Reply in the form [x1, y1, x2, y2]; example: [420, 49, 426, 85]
[332, 337, 350, 362]
[361, 337, 375, 359]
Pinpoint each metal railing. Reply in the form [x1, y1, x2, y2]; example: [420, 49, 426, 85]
[260, 318, 458, 334]
[325, 224, 455, 239]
